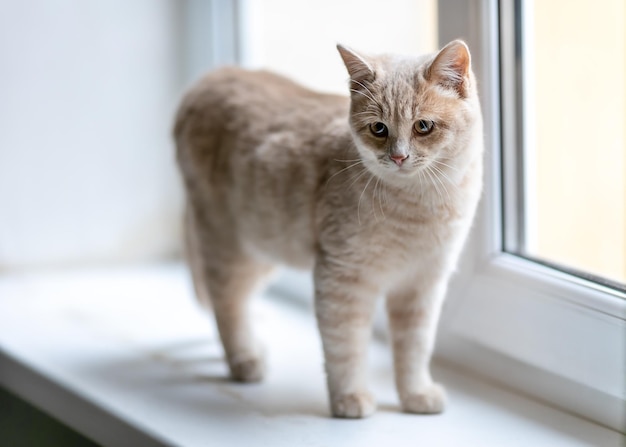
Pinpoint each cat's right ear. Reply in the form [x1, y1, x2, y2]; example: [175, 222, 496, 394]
[337, 44, 375, 83]
[426, 40, 472, 98]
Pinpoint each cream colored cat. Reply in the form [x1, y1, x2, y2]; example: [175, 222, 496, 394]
[175, 40, 483, 418]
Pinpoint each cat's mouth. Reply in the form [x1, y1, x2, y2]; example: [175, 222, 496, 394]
[379, 155, 427, 176]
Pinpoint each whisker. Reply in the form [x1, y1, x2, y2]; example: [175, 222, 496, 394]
[430, 163, 456, 187]
[349, 87, 377, 105]
[429, 164, 456, 198]
[375, 176, 386, 221]
[326, 161, 364, 187]
[382, 178, 389, 214]
[416, 169, 426, 201]
[349, 89, 383, 112]
[371, 177, 380, 224]
[427, 165, 450, 202]
[358, 174, 375, 226]
[346, 167, 370, 189]
[364, 104, 382, 114]
[380, 178, 389, 214]
[428, 166, 448, 201]
[350, 79, 377, 100]
[354, 104, 384, 119]
[424, 166, 444, 204]
[431, 159, 460, 172]
[351, 112, 380, 120]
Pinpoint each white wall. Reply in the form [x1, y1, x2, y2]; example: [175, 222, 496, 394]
[0, 1, 186, 270]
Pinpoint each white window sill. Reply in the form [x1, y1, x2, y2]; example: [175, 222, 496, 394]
[0, 263, 621, 447]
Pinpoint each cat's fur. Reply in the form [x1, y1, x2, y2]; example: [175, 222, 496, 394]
[174, 40, 483, 418]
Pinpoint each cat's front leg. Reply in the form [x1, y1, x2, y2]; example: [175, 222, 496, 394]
[314, 260, 379, 418]
[386, 278, 448, 414]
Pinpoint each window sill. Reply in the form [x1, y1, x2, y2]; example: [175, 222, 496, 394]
[0, 263, 621, 446]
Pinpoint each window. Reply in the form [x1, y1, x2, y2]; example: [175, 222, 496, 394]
[503, 0, 626, 290]
[238, 0, 438, 94]
[438, 0, 625, 432]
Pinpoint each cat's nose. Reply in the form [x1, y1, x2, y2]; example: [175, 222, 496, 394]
[390, 154, 408, 166]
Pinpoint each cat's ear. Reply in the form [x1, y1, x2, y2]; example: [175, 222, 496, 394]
[427, 40, 471, 97]
[337, 44, 375, 83]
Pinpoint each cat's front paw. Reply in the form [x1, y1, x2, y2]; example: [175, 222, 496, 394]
[400, 383, 447, 414]
[229, 354, 265, 383]
[331, 391, 377, 418]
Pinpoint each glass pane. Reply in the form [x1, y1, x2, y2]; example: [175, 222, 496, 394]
[522, 0, 626, 287]
[239, 0, 438, 94]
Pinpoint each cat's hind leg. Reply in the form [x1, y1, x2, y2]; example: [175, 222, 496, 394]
[208, 255, 273, 383]
[184, 204, 212, 309]
[186, 207, 273, 383]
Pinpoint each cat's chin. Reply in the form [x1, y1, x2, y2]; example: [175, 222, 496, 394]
[394, 166, 420, 176]
[377, 163, 422, 180]
[368, 166, 422, 188]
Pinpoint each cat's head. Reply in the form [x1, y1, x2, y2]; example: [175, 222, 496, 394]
[338, 40, 480, 184]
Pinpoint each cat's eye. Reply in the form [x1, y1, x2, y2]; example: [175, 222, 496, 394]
[369, 122, 388, 138]
[415, 119, 435, 135]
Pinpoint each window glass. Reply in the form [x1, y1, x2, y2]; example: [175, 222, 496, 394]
[521, 0, 626, 287]
[240, 0, 438, 94]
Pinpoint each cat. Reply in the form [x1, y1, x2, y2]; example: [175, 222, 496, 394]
[174, 40, 483, 418]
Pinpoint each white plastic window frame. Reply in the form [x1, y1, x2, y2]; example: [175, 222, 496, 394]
[437, 0, 626, 433]
[183, 0, 241, 83]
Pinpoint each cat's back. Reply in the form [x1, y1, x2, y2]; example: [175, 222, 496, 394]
[174, 66, 348, 144]
[178, 67, 308, 119]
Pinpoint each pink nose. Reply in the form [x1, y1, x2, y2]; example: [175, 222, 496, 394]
[390, 154, 408, 166]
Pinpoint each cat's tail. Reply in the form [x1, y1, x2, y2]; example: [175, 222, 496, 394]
[183, 202, 212, 311]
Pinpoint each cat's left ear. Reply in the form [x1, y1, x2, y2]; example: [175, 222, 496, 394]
[337, 44, 375, 84]
[427, 40, 472, 98]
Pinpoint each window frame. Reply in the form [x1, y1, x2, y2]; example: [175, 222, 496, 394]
[438, 0, 626, 432]
[183, 0, 241, 84]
